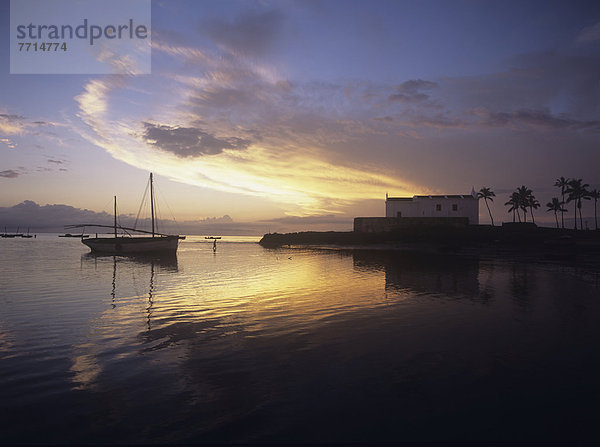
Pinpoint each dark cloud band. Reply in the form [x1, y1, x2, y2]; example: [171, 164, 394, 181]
[142, 122, 251, 157]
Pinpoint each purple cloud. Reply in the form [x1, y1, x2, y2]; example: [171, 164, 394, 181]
[388, 79, 438, 103]
[142, 122, 251, 157]
[204, 10, 285, 56]
[0, 170, 19, 178]
[471, 108, 600, 131]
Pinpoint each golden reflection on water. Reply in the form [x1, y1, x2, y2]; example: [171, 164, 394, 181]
[66, 244, 572, 392]
[180, 249, 391, 323]
[0, 322, 13, 353]
[68, 245, 391, 390]
[70, 345, 103, 391]
[70, 255, 174, 390]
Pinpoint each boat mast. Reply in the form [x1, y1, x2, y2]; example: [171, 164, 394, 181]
[114, 196, 117, 239]
[150, 173, 155, 238]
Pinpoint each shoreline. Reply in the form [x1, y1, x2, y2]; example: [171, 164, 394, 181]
[258, 224, 600, 260]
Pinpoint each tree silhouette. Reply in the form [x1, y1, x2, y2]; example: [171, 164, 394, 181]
[554, 177, 570, 229]
[528, 195, 540, 225]
[546, 198, 565, 229]
[566, 179, 590, 230]
[478, 187, 496, 226]
[516, 185, 533, 223]
[589, 189, 600, 230]
[505, 192, 521, 222]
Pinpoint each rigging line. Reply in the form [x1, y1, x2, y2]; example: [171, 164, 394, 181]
[115, 201, 133, 236]
[139, 194, 149, 233]
[152, 182, 162, 234]
[134, 176, 151, 230]
[116, 202, 131, 236]
[118, 224, 133, 236]
[154, 181, 183, 235]
[154, 193, 162, 234]
[143, 189, 152, 233]
[100, 197, 114, 221]
[156, 182, 162, 235]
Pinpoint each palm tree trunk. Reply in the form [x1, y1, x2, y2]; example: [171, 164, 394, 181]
[516, 208, 521, 222]
[530, 206, 535, 224]
[554, 210, 559, 228]
[485, 199, 494, 226]
[574, 203, 577, 230]
[595, 199, 598, 230]
[561, 191, 565, 229]
[579, 200, 583, 229]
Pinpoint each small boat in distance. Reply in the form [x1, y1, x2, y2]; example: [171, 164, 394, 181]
[59, 233, 89, 238]
[67, 173, 184, 255]
[1, 227, 21, 238]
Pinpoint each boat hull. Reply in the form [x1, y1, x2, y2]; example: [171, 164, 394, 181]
[82, 236, 180, 254]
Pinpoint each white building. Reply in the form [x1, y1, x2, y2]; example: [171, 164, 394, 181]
[385, 192, 479, 225]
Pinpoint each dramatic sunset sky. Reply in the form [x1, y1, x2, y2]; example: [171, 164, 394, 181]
[1, 0, 599, 233]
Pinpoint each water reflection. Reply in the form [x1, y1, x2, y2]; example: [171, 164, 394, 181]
[0, 322, 13, 354]
[4, 242, 600, 443]
[81, 252, 179, 272]
[82, 253, 178, 321]
[70, 253, 180, 390]
[352, 250, 484, 301]
[510, 262, 535, 310]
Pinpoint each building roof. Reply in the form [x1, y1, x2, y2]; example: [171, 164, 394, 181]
[387, 194, 476, 201]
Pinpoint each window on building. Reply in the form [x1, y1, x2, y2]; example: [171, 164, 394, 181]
[436, 204, 442, 211]
[452, 204, 458, 211]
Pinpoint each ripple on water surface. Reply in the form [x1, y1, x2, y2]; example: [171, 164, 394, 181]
[1, 235, 600, 443]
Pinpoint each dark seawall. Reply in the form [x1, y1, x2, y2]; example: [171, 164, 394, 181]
[259, 224, 600, 254]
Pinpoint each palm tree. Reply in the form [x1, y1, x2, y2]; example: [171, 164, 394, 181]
[478, 187, 496, 226]
[528, 195, 540, 225]
[546, 198, 565, 228]
[566, 179, 590, 230]
[589, 189, 600, 230]
[505, 192, 521, 222]
[554, 177, 570, 229]
[516, 185, 532, 223]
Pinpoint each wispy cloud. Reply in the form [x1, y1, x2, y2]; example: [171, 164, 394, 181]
[203, 9, 285, 57]
[577, 21, 600, 44]
[0, 111, 63, 139]
[75, 79, 114, 119]
[388, 80, 438, 104]
[0, 170, 20, 178]
[0, 113, 27, 135]
[1, 138, 17, 149]
[470, 107, 600, 131]
[260, 214, 351, 225]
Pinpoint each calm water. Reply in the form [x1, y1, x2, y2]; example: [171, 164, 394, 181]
[1, 235, 600, 443]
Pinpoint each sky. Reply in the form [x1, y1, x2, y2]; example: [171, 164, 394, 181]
[1, 0, 599, 233]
